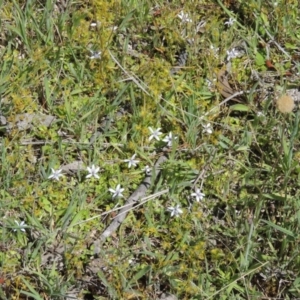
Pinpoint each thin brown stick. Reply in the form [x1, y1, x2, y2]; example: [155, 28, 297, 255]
[92, 154, 168, 255]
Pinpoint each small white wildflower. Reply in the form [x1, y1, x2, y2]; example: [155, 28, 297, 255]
[163, 132, 177, 147]
[143, 165, 152, 175]
[90, 21, 101, 27]
[257, 111, 265, 117]
[14, 220, 26, 232]
[224, 17, 235, 27]
[206, 78, 215, 88]
[128, 258, 136, 265]
[226, 48, 240, 61]
[210, 45, 219, 57]
[86, 164, 100, 179]
[48, 168, 63, 181]
[148, 127, 162, 141]
[167, 205, 183, 217]
[89, 50, 101, 59]
[202, 123, 213, 135]
[191, 188, 205, 202]
[124, 154, 139, 168]
[177, 11, 192, 23]
[109, 184, 125, 199]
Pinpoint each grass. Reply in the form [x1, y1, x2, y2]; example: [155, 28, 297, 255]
[1, 0, 300, 299]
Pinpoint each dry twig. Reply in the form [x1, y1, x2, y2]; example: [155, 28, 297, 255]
[92, 154, 168, 255]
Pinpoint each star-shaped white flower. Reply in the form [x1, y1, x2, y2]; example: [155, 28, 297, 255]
[163, 132, 177, 147]
[167, 205, 183, 217]
[177, 11, 192, 23]
[86, 164, 100, 179]
[148, 127, 162, 141]
[14, 220, 27, 232]
[109, 184, 125, 199]
[257, 111, 265, 117]
[202, 123, 213, 135]
[48, 168, 63, 181]
[226, 48, 240, 61]
[123, 154, 139, 168]
[89, 50, 101, 59]
[210, 45, 219, 57]
[191, 188, 205, 202]
[224, 17, 235, 27]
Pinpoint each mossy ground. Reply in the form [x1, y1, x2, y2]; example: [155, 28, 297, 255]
[1, 0, 300, 299]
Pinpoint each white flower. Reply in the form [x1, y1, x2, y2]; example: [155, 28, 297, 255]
[128, 258, 136, 265]
[124, 154, 139, 168]
[206, 79, 212, 87]
[48, 168, 63, 181]
[148, 127, 162, 141]
[177, 11, 192, 23]
[167, 205, 183, 217]
[90, 21, 101, 27]
[163, 132, 177, 147]
[210, 45, 219, 57]
[202, 123, 213, 134]
[143, 165, 152, 175]
[257, 111, 265, 117]
[191, 188, 205, 202]
[226, 48, 240, 61]
[224, 17, 235, 27]
[14, 220, 26, 232]
[206, 78, 217, 89]
[89, 50, 101, 59]
[86, 164, 100, 179]
[109, 184, 125, 199]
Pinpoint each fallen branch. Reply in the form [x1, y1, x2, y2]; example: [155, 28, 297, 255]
[92, 154, 168, 255]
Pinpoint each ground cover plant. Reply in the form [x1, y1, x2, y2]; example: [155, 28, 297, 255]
[1, 0, 300, 299]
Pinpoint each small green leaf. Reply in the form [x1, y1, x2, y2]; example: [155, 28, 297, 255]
[260, 11, 269, 27]
[235, 146, 249, 151]
[230, 104, 250, 112]
[255, 52, 265, 66]
[40, 197, 52, 213]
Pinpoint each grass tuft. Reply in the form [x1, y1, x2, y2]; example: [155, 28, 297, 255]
[2, 0, 300, 299]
